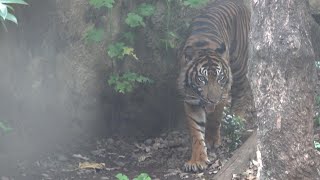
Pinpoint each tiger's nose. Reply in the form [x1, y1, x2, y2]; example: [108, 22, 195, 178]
[207, 96, 220, 104]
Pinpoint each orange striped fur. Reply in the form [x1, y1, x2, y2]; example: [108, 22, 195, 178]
[177, 1, 251, 172]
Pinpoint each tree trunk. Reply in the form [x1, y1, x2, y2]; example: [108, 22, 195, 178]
[248, 0, 320, 179]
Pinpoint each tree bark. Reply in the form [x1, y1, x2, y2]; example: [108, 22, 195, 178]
[248, 0, 320, 179]
[213, 131, 257, 180]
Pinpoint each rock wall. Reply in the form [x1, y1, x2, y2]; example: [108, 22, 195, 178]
[0, 0, 199, 156]
[0, 0, 125, 155]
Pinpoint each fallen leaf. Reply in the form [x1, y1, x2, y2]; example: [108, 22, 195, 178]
[79, 162, 105, 170]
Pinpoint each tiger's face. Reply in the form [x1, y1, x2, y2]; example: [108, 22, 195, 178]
[178, 43, 231, 106]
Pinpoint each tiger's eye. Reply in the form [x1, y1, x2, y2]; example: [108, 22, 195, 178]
[198, 76, 205, 82]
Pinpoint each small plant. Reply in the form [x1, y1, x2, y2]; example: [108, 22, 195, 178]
[314, 141, 320, 150]
[314, 113, 320, 127]
[116, 173, 151, 180]
[0, 0, 28, 29]
[222, 108, 245, 151]
[116, 173, 129, 180]
[125, 12, 145, 28]
[107, 42, 138, 60]
[85, 1, 155, 94]
[315, 61, 320, 69]
[108, 72, 153, 93]
[314, 95, 320, 127]
[84, 27, 105, 44]
[133, 173, 151, 180]
[125, 3, 155, 28]
[89, 0, 115, 9]
[182, 0, 209, 8]
[316, 95, 320, 105]
[136, 3, 155, 17]
[0, 121, 12, 134]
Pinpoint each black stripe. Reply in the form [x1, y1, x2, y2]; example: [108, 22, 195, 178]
[191, 125, 205, 134]
[191, 20, 214, 28]
[194, 119, 205, 128]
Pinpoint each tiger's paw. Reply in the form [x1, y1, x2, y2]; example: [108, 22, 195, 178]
[184, 159, 211, 172]
[205, 136, 221, 150]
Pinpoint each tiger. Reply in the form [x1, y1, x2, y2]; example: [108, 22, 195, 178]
[177, 0, 253, 172]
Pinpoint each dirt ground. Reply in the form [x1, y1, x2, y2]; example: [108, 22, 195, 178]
[0, 125, 259, 180]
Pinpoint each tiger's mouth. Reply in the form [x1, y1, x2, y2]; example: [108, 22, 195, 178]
[184, 95, 217, 106]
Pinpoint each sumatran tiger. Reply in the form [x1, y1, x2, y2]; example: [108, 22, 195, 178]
[177, 0, 253, 172]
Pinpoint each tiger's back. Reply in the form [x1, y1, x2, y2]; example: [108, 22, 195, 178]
[180, 1, 251, 107]
[178, 1, 253, 172]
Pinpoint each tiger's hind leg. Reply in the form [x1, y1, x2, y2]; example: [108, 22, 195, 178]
[184, 103, 210, 172]
[205, 102, 225, 149]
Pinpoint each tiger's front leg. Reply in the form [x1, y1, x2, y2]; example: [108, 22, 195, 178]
[205, 102, 225, 149]
[184, 103, 211, 172]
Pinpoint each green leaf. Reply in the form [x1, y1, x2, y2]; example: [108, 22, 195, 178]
[84, 27, 105, 43]
[107, 42, 138, 60]
[125, 12, 144, 28]
[115, 173, 129, 180]
[107, 42, 125, 59]
[122, 47, 138, 60]
[316, 96, 320, 105]
[0, 121, 13, 133]
[0, 0, 28, 5]
[108, 73, 153, 94]
[133, 173, 151, 180]
[314, 141, 320, 149]
[136, 3, 155, 17]
[0, 3, 8, 20]
[89, 0, 115, 9]
[182, 0, 208, 8]
[5, 12, 17, 24]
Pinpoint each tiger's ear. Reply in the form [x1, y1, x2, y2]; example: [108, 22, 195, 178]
[215, 43, 226, 54]
[184, 46, 194, 61]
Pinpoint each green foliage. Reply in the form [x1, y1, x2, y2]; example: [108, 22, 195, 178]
[0, 121, 12, 134]
[314, 114, 320, 127]
[108, 72, 153, 93]
[314, 95, 320, 127]
[84, 2, 156, 94]
[89, 0, 115, 9]
[314, 141, 320, 150]
[182, 0, 209, 8]
[222, 109, 245, 151]
[107, 42, 125, 59]
[125, 12, 145, 28]
[84, 27, 105, 44]
[125, 3, 155, 28]
[315, 61, 320, 69]
[107, 42, 138, 60]
[136, 3, 155, 17]
[160, 31, 179, 49]
[116, 173, 151, 180]
[133, 173, 151, 180]
[0, 0, 28, 26]
[316, 95, 320, 105]
[116, 173, 129, 180]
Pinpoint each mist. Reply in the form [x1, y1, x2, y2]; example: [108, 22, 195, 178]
[0, 0, 110, 175]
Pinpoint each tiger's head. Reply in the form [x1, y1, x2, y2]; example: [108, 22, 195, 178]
[178, 41, 232, 107]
